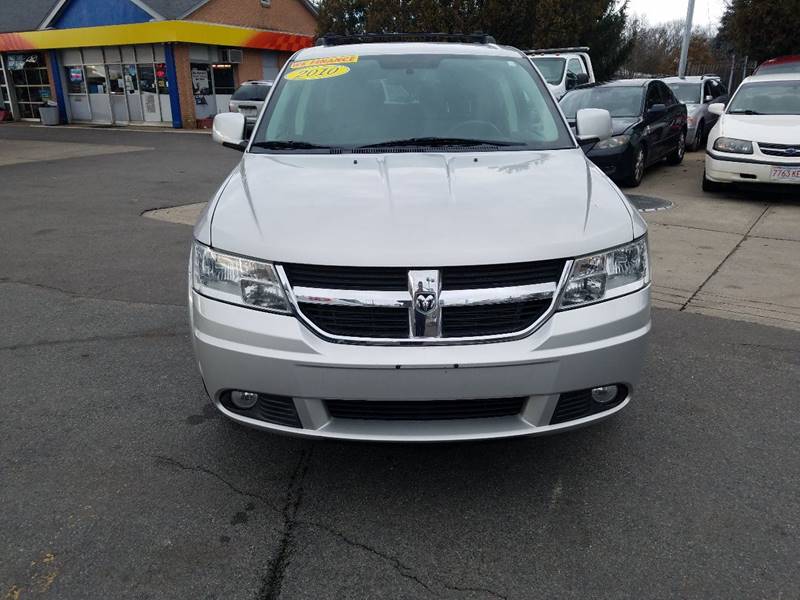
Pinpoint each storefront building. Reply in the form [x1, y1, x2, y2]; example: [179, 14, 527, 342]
[0, 0, 317, 128]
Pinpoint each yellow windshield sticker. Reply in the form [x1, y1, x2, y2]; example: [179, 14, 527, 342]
[290, 55, 359, 69]
[286, 65, 350, 81]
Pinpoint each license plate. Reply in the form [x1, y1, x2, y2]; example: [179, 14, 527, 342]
[770, 166, 800, 182]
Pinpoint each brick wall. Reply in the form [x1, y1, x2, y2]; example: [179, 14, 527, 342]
[173, 44, 197, 129]
[237, 49, 264, 83]
[187, 0, 317, 36]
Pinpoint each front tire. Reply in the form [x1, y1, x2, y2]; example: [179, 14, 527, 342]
[667, 130, 686, 165]
[622, 146, 646, 187]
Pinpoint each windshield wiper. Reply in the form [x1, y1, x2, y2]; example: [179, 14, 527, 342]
[356, 137, 524, 149]
[729, 109, 762, 115]
[250, 140, 336, 151]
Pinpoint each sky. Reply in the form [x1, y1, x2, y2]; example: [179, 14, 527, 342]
[627, 0, 726, 29]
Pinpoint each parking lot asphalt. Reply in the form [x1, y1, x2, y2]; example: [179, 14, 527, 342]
[1, 124, 799, 599]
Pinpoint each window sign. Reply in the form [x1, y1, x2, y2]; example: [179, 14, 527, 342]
[155, 63, 168, 93]
[124, 64, 138, 93]
[191, 64, 211, 95]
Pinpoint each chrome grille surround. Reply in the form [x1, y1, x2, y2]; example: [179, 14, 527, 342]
[276, 261, 573, 346]
[758, 142, 800, 157]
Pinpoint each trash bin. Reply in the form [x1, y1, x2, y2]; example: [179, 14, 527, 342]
[38, 104, 60, 126]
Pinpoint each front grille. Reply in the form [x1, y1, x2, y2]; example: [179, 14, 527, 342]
[301, 304, 408, 338]
[442, 300, 551, 337]
[758, 142, 800, 157]
[284, 260, 566, 341]
[284, 260, 566, 291]
[283, 263, 408, 291]
[442, 259, 565, 289]
[220, 392, 301, 428]
[327, 398, 526, 420]
[550, 386, 627, 425]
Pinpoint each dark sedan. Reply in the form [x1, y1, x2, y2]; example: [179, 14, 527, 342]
[560, 79, 688, 186]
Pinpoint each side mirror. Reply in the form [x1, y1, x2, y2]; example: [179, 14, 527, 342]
[575, 72, 590, 86]
[575, 108, 613, 145]
[646, 103, 667, 120]
[565, 71, 577, 91]
[212, 112, 247, 151]
[708, 103, 725, 116]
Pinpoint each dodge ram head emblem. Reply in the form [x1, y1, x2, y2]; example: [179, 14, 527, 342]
[408, 270, 442, 338]
[415, 286, 437, 314]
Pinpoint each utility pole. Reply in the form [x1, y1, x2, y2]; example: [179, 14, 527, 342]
[678, 0, 696, 77]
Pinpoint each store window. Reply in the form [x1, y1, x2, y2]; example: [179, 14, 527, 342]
[108, 65, 125, 95]
[139, 65, 156, 93]
[65, 66, 86, 94]
[212, 64, 236, 95]
[85, 65, 107, 94]
[155, 63, 169, 93]
[6, 53, 51, 119]
[0, 56, 11, 114]
[60, 45, 171, 123]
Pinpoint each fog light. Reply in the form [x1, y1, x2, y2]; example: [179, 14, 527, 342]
[231, 391, 259, 410]
[591, 385, 619, 405]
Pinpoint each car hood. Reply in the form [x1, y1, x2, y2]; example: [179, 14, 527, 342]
[612, 118, 640, 135]
[207, 149, 637, 266]
[718, 114, 800, 144]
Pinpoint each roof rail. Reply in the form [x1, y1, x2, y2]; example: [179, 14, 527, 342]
[526, 47, 590, 55]
[316, 32, 496, 46]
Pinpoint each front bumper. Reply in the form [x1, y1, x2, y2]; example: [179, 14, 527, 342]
[706, 151, 800, 185]
[191, 287, 651, 442]
[586, 145, 633, 180]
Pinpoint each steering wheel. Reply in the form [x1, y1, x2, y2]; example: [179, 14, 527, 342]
[449, 120, 504, 139]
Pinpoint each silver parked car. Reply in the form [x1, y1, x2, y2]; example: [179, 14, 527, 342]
[663, 75, 729, 150]
[228, 80, 273, 123]
[198, 34, 651, 442]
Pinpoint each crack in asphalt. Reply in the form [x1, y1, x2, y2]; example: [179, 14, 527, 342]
[257, 448, 313, 600]
[0, 329, 184, 352]
[153, 455, 283, 514]
[0, 279, 185, 308]
[680, 204, 771, 312]
[154, 452, 507, 599]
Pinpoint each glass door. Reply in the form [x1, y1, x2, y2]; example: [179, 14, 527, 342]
[85, 64, 112, 123]
[123, 64, 143, 121]
[138, 64, 161, 122]
[107, 64, 129, 123]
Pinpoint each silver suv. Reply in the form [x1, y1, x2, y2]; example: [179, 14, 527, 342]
[228, 80, 273, 123]
[663, 76, 729, 150]
[198, 34, 651, 442]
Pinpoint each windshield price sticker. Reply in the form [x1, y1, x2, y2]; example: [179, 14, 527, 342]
[290, 55, 359, 69]
[286, 65, 351, 81]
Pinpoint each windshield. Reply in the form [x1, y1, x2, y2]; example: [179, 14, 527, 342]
[728, 81, 800, 115]
[667, 82, 701, 104]
[560, 86, 643, 119]
[531, 57, 566, 85]
[232, 83, 271, 101]
[252, 54, 573, 152]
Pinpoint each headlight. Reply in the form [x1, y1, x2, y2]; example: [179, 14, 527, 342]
[593, 135, 630, 150]
[559, 237, 650, 309]
[713, 137, 753, 154]
[192, 241, 290, 313]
